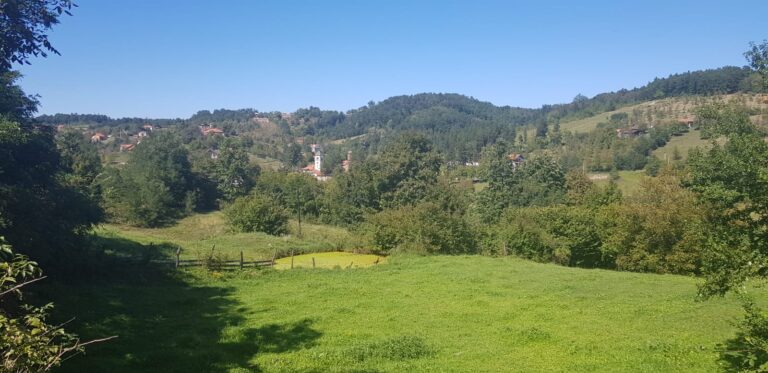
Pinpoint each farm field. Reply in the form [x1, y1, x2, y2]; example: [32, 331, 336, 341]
[589, 170, 647, 196]
[47, 254, 759, 372]
[94, 212, 354, 261]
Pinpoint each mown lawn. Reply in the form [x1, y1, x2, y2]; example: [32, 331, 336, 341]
[47, 254, 759, 372]
[94, 212, 354, 261]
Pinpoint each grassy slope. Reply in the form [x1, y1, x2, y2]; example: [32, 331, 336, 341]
[96, 212, 353, 261]
[589, 170, 646, 196]
[650, 129, 724, 161]
[559, 93, 768, 134]
[51, 255, 756, 372]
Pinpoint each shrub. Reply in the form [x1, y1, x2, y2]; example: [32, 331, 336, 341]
[495, 205, 607, 268]
[224, 193, 288, 236]
[363, 203, 476, 255]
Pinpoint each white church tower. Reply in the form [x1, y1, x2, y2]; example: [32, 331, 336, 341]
[314, 150, 323, 174]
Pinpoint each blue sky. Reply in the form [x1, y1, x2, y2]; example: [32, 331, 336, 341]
[17, 0, 768, 118]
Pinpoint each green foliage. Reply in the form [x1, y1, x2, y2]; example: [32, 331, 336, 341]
[477, 148, 566, 223]
[257, 170, 323, 220]
[363, 202, 476, 255]
[0, 0, 74, 71]
[56, 130, 101, 190]
[495, 205, 607, 267]
[224, 193, 289, 236]
[214, 138, 259, 201]
[719, 299, 768, 372]
[101, 131, 194, 227]
[0, 239, 83, 371]
[599, 172, 705, 274]
[0, 117, 101, 260]
[744, 39, 768, 90]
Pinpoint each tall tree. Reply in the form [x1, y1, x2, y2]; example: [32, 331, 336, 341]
[0, 0, 74, 71]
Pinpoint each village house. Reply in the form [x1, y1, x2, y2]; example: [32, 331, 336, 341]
[90, 132, 107, 143]
[120, 143, 136, 152]
[678, 115, 695, 129]
[507, 153, 525, 169]
[200, 125, 224, 136]
[137, 131, 149, 138]
[616, 127, 644, 139]
[142, 124, 154, 131]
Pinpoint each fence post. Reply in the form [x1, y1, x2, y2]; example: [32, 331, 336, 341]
[290, 249, 294, 269]
[240, 251, 244, 270]
[502, 242, 508, 256]
[312, 257, 316, 269]
[271, 248, 278, 266]
[175, 247, 181, 269]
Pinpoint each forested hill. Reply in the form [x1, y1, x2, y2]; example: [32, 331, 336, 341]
[37, 65, 761, 161]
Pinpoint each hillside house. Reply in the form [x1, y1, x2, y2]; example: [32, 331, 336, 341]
[678, 115, 695, 129]
[142, 124, 154, 131]
[138, 131, 149, 138]
[616, 127, 644, 139]
[507, 153, 525, 169]
[200, 126, 224, 136]
[90, 132, 107, 142]
[120, 143, 136, 152]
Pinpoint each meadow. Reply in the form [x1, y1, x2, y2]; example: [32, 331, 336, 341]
[47, 246, 760, 372]
[94, 212, 354, 261]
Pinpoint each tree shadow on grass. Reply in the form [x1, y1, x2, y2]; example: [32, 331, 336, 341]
[717, 332, 768, 373]
[37, 235, 322, 373]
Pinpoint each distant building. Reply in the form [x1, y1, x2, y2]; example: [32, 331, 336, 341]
[90, 132, 107, 143]
[616, 127, 644, 139]
[302, 144, 332, 181]
[120, 143, 136, 152]
[507, 153, 525, 169]
[137, 131, 149, 138]
[678, 115, 695, 128]
[342, 151, 352, 172]
[142, 124, 154, 131]
[200, 125, 224, 136]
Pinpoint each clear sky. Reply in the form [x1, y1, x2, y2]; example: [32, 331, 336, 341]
[16, 0, 768, 118]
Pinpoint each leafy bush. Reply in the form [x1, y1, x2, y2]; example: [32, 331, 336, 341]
[495, 205, 607, 267]
[719, 300, 768, 372]
[598, 171, 706, 274]
[0, 239, 94, 371]
[224, 193, 289, 236]
[363, 203, 476, 255]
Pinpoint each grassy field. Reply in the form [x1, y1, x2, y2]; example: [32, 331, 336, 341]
[94, 212, 354, 261]
[651, 129, 720, 161]
[47, 254, 760, 372]
[589, 170, 646, 196]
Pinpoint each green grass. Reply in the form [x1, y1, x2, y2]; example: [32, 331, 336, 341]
[590, 170, 646, 196]
[95, 212, 354, 261]
[273, 251, 386, 269]
[49, 254, 761, 372]
[651, 129, 719, 161]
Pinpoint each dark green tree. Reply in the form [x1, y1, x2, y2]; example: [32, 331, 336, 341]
[215, 138, 259, 201]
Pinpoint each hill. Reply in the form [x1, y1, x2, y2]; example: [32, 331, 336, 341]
[38, 65, 764, 165]
[51, 252, 760, 372]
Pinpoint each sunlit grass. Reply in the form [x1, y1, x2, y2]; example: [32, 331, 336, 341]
[273, 251, 386, 269]
[95, 212, 353, 261]
[53, 255, 762, 372]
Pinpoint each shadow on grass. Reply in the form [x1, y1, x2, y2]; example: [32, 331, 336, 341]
[718, 332, 768, 372]
[37, 235, 321, 373]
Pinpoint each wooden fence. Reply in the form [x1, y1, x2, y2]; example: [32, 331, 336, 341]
[149, 250, 275, 269]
